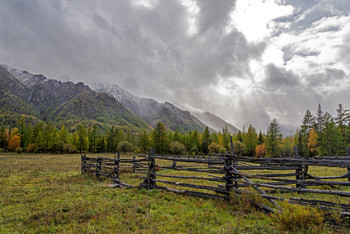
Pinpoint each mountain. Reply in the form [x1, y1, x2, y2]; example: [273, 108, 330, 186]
[0, 65, 151, 131]
[94, 83, 211, 133]
[190, 111, 239, 134]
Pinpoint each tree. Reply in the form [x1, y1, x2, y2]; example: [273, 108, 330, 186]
[232, 141, 246, 156]
[265, 119, 282, 157]
[138, 130, 151, 153]
[202, 127, 211, 143]
[244, 124, 258, 156]
[170, 141, 186, 155]
[89, 124, 98, 153]
[118, 141, 132, 153]
[236, 130, 243, 142]
[152, 122, 169, 154]
[315, 104, 324, 134]
[208, 142, 225, 155]
[0, 126, 7, 149]
[77, 124, 88, 152]
[258, 130, 264, 145]
[319, 113, 345, 155]
[308, 128, 318, 156]
[8, 135, 21, 151]
[300, 109, 315, 157]
[255, 144, 266, 157]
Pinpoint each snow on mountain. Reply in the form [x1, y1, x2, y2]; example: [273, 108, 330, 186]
[1, 64, 46, 88]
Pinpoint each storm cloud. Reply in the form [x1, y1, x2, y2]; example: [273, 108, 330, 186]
[0, 0, 349, 135]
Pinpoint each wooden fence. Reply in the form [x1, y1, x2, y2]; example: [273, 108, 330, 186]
[81, 145, 350, 216]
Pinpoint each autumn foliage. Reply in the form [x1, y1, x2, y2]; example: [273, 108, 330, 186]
[255, 144, 266, 158]
[308, 128, 318, 155]
[8, 135, 21, 151]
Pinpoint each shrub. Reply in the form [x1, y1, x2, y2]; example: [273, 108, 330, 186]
[218, 146, 227, 154]
[15, 147, 23, 154]
[271, 201, 325, 231]
[26, 143, 35, 153]
[190, 145, 198, 154]
[231, 141, 246, 156]
[118, 141, 132, 153]
[208, 142, 224, 155]
[170, 141, 186, 155]
[63, 143, 77, 154]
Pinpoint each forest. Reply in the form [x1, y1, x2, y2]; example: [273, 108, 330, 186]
[1, 104, 349, 157]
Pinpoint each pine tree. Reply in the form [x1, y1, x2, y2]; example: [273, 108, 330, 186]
[152, 122, 169, 154]
[315, 104, 324, 134]
[265, 119, 282, 157]
[258, 130, 264, 145]
[300, 109, 315, 157]
[77, 124, 88, 152]
[139, 130, 151, 153]
[319, 112, 345, 155]
[244, 124, 258, 156]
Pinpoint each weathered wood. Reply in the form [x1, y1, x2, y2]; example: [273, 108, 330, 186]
[224, 155, 350, 168]
[153, 179, 227, 194]
[148, 173, 225, 182]
[237, 166, 300, 170]
[155, 186, 225, 200]
[139, 155, 224, 164]
[253, 173, 298, 178]
[159, 165, 225, 174]
[229, 166, 281, 210]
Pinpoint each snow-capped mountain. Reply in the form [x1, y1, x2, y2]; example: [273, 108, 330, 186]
[94, 83, 212, 133]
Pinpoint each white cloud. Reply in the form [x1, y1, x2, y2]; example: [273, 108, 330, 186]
[228, 0, 294, 43]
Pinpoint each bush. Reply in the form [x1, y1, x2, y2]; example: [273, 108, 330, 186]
[118, 141, 132, 153]
[63, 143, 77, 154]
[231, 141, 246, 156]
[170, 141, 186, 155]
[26, 143, 35, 153]
[218, 146, 227, 154]
[208, 142, 224, 155]
[271, 201, 325, 231]
[15, 147, 23, 154]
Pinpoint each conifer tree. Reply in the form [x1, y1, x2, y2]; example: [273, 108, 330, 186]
[152, 122, 169, 154]
[244, 124, 258, 156]
[265, 119, 282, 157]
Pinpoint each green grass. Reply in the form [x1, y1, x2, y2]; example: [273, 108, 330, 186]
[0, 153, 346, 233]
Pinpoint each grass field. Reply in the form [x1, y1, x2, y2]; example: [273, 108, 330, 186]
[0, 153, 348, 233]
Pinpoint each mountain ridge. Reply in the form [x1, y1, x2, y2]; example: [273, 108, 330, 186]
[0, 64, 151, 131]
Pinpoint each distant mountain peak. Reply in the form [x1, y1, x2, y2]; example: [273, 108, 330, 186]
[94, 82, 213, 133]
[1, 64, 47, 88]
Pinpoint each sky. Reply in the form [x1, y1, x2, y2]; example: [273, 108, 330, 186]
[0, 0, 350, 135]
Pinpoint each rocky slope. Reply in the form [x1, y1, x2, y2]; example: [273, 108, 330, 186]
[0, 65, 151, 131]
[94, 83, 211, 133]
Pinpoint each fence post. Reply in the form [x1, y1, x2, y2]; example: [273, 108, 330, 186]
[347, 147, 350, 182]
[81, 153, 84, 174]
[116, 151, 120, 181]
[224, 155, 234, 200]
[294, 147, 302, 189]
[132, 156, 136, 173]
[95, 157, 100, 180]
[149, 149, 156, 189]
[230, 136, 238, 190]
[113, 153, 117, 182]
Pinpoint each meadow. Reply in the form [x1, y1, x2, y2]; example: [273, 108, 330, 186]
[0, 153, 348, 233]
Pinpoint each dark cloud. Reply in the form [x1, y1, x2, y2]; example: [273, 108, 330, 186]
[264, 64, 301, 90]
[0, 0, 349, 135]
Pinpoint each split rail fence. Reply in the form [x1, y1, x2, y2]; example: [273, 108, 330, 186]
[81, 144, 350, 216]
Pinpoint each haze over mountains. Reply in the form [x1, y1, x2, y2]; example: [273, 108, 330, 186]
[0, 64, 238, 133]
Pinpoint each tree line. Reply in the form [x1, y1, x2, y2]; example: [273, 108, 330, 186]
[1, 104, 349, 157]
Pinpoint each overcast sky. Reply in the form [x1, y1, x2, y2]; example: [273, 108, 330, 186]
[1, 0, 350, 135]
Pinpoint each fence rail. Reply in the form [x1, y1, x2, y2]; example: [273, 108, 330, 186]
[81, 144, 350, 217]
